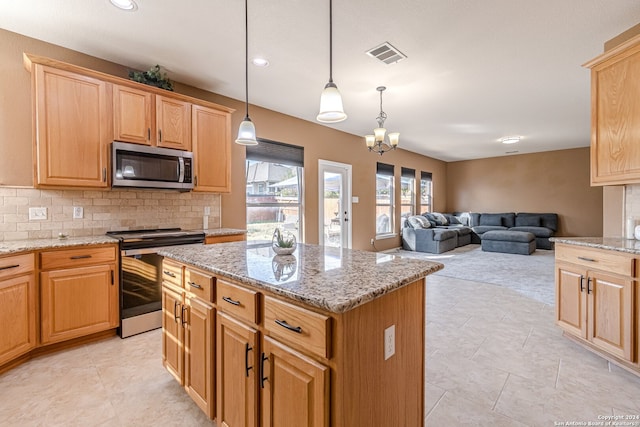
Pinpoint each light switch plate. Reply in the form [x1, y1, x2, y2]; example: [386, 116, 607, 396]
[28, 207, 47, 220]
[384, 325, 395, 360]
[204, 206, 211, 215]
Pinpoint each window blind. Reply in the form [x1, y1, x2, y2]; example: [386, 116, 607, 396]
[376, 162, 394, 177]
[246, 138, 304, 167]
[421, 171, 432, 181]
[401, 167, 415, 178]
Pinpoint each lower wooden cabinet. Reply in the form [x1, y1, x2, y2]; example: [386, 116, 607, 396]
[555, 244, 637, 365]
[161, 265, 216, 419]
[261, 336, 329, 427]
[0, 254, 36, 366]
[216, 312, 259, 427]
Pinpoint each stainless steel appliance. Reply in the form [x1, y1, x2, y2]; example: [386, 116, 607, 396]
[107, 228, 205, 338]
[111, 141, 194, 191]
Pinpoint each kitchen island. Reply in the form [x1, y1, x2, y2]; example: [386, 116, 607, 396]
[158, 241, 442, 426]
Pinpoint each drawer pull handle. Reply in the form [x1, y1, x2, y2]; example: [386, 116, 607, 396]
[222, 296, 241, 306]
[245, 343, 253, 377]
[275, 319, 302, 334]
[577, 256, 596, 262]
[260, 353, 269, 389]
[163, 270, 176, 278]
[188, 281, 202, 289]
[70, 255, 92, 260]
[0, 264, 19, 271]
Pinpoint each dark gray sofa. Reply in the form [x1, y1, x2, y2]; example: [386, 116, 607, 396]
[469, 212, 558, 249]
[401, 214, 472, 253]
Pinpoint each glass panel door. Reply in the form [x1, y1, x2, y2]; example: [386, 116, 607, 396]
[319, 160, 351, 248]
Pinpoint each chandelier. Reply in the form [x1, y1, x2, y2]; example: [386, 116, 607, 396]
[365, 86, 399, 155]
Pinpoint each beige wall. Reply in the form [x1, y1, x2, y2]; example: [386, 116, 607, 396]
[446, 148, 603, 237]
[0, 29, 447, 251]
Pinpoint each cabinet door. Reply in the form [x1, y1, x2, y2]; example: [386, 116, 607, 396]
[184, 296, 215, 419]
[590, 43, 640, 185]
[113, 85, 153, 145]
[587, 271, 634, 361]
[0, 274, 36, 366]
[162, 285, 184, 384]
[217, 312, 259, 427]
[156, 95, 191, 150]
[261, 336, 329, 427]
[192, 104, 231, 192]
[33, 65, 109, 187]
[40, 264, 118, 344]
[556, 263, 587, 338]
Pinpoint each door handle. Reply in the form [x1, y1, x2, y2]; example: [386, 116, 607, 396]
[579, 275, 585, 292]
[260, 353, 269, 389]
[173, 301, 180, 323]
[181, 305, 188, 327]
[245, 343, 253, 377]
[587, 277, 593, 294]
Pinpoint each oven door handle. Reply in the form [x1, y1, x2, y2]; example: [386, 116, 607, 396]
[122, 247, 162, 256]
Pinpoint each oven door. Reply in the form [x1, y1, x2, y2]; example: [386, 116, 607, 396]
[120, 247, 164, 337]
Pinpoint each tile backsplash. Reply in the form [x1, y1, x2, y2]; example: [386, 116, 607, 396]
[0, 187, 221, 241]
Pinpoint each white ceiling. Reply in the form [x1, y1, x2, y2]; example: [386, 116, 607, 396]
[2, 0, 640, 161]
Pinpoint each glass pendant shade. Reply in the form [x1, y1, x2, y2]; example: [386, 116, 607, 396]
[374, 127, 386, 142]
[317, 82, 347, 123]
[388, 132, 400, 147]
[365, 135, 375, 148]
[235, 117, 258, 145]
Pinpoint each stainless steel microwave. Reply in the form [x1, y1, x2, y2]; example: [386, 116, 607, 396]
[111, 141, 194, 191]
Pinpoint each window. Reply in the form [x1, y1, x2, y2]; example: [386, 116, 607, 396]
[376, 162, 394, 236]
[246, 139, 304, 243]
[420, 171, 432, 214]
[400, 167, 415, 220]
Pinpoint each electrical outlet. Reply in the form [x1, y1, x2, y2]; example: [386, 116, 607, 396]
[73, 206, 83, 219]
[384, 325, 395, 360]
[370, 238, 375, 245]
[28, 207, 47, 220]
[204, 206, 211, 216]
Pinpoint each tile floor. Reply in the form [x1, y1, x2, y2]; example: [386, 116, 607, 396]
[1, 274, 639, 426]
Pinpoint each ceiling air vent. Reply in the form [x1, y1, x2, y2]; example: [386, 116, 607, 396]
[366, 42, 407, 65]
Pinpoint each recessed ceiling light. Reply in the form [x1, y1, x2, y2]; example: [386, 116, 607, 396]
[500, 136, 521, 144]
[110, 0, 138, 11]
[251, 57, 269, 67]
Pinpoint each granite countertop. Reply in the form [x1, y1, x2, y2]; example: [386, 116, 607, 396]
[0, 235, 118, 255]
[199, 228, 246, 237]
[158, 241, 443, 313]
[551, 236, 640, 255]
[0, 228, 246, 256]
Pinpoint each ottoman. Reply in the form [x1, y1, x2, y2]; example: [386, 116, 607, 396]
[481, 230, 536, 255]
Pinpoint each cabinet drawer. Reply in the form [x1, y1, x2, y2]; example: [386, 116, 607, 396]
[40, 246, 116, 270]
[215, 279, 258, 324]
[184, 267, 214, 302]
[264, 296, 331, 359]
[0, 253, 35, 280]
[556, 244, 636, 277]
[162, 260, 183, 287]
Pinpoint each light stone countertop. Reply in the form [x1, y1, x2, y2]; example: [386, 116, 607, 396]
[0, 235, 118, 255]
[0, 228, 245, 256]
[551, 236, 640, 255]
[158, 241, 443, 313]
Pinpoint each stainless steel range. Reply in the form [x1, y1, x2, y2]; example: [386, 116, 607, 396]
[107, 228, 205, 338]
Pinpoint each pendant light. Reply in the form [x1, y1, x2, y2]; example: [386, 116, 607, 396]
[316, 0, 347, 123]
[235, 0, 258, 145]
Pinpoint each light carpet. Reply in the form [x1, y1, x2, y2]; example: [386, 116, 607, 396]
[393, 244, 556, 305]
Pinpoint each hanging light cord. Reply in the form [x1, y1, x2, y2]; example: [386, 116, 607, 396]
[377, 88, 387, 128]
[244, 0, 250, 119]
[328, 0, 333, 84]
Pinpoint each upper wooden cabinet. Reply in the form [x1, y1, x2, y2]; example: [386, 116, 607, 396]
[114, 85, 191, 150]
[192, 104, 232, 192]
[25, 53, 234, 191]
[585, 34, 640, 185]
[32, 64, 109, 188]
[113, 85, 153, 145]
